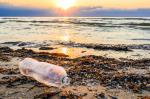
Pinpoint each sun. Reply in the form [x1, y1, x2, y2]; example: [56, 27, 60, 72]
[56, 0, 75, 10]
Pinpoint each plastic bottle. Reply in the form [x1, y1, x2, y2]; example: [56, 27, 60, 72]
[19, 58, 70, 87]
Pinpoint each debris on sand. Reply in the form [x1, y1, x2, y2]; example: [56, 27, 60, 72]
[0, 47, 14, 53]
[39, 46, 55, 50]
[0, 46, 149, 98]
[138, 96, 150, 99]
[49, 53, 69, 57]
[95, 92, 107, 99]
[0, 53, 11, 62]
[68, 56, 150, 93]
[34, 89, 60, 98]
[59, 42, 132, 51]
[1, 41, 22, 45]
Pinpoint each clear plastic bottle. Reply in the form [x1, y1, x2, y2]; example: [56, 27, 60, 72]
[19, 58, 70, 87]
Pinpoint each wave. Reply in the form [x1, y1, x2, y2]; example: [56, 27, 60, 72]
[6, 20, 53, 23]
[1, 18, 150, 30]
[1, 17, 18, 20]
[0, 21, 6, 23]
[122, 23, 150, 26]
[132, 38, 150, 41]
[91, 17, 150, 21]
[29, 24, 52, 27]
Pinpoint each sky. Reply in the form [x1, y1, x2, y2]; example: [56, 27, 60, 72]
[0, 0, 150, 16]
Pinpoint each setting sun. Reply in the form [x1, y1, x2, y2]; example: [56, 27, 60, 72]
[56, 0, 75, 10]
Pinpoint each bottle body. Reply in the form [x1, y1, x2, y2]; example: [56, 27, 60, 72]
[19, 58, 70, 87]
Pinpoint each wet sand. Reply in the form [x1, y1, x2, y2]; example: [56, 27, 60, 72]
[0, 46, 150, 99]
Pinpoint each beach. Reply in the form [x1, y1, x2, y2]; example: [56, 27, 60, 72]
[0, 44, 150, 99]
[0, 17, 150, 99]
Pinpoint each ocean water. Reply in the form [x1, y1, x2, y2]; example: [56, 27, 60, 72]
[0, 17, 150, 59]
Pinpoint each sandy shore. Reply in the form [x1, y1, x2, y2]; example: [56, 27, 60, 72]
[0, 46, 150, 99]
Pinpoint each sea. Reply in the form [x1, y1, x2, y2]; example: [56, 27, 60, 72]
[0, 17, 150, 59]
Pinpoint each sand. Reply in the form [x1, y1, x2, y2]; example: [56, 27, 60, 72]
[0, 46, 150, 99]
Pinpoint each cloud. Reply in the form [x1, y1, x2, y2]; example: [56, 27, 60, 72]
[0, 3, 55, 16]
[0, 3, 150, 17]
[72, 7, 150, 17]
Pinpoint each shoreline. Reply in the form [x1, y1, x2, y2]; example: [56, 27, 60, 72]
[1, 41, 150, 59]
[2, 41, 150, 50]
[0, 46, 150, 99]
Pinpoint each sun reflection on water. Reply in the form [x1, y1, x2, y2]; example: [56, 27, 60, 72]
[59, 47, 86, 58]
[61, 35, 70, 42]
[61, 47, 68, 54]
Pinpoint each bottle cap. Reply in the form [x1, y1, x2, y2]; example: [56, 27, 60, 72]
[62, 76, 70, 86]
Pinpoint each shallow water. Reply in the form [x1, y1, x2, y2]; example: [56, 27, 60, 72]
[0, 17, 150, 59]
[0, 17, 150, 44]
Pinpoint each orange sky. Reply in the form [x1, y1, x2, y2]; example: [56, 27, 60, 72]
[0, 0, 150, 9]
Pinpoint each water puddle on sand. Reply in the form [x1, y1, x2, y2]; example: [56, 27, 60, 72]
[27, 45, 150, 60]
[1, 41, 150, 60]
